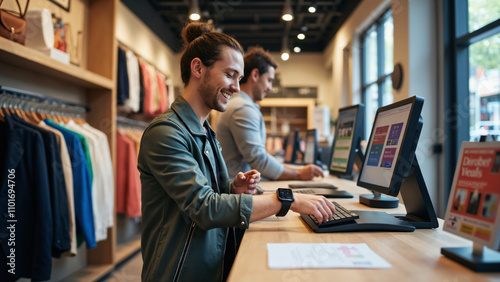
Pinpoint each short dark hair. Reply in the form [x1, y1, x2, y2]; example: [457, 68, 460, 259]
[180, 22, 244, 86]
[240, 46, 278, 84]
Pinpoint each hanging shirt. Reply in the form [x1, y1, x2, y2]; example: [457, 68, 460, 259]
[155, 71, 169, 115]
[117, 47, 130, 106]
[45, 119, 96, 249]
[64, 120, 108, 242]
[83, 123, 115, 229]
[116, 131, 141, 218]
[125, 50, 141, 112]
[0, 114, 53, 281]
[40, 121, 77, 257]
[11, 115, 70, 257]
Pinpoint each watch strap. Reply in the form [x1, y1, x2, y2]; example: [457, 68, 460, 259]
[276, 198, 292, 217]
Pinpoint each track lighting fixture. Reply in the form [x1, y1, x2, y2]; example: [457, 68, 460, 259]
[308, 1, 317, 13]
[282, 0, 294, 21]
[189, 0, 201, 21]
[281, 35, 290, 61]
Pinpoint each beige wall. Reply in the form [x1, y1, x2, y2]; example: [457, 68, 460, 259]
[269, 52, 333, 108]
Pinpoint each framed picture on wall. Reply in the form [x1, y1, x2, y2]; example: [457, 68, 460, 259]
[50, 0, 70, 12]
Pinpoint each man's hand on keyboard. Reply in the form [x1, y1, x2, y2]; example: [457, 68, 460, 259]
[297, 164, 324, 180]
[292, 194, 335, 224]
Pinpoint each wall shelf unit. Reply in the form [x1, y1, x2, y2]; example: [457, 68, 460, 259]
[0, 38, 113, 90]
[258, 98, 316, 136]
[0, 0, 135, 281]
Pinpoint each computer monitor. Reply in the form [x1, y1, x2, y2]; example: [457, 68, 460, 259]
[303, 129, 319, 165]
[357, 95, 438, 229]
[301, 96, 438, 232]
[329, 104, 364, 178]
[284, 129, 300, 164]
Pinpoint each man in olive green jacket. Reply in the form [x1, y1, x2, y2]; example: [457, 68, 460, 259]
[138, 22, 335, 282]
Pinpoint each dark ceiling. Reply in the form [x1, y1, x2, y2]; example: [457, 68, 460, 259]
[122, 0, 360, 53]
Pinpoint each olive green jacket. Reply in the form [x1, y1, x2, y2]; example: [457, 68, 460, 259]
[138, 96, 253, 281]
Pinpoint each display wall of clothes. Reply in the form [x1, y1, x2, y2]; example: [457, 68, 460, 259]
[116, 116, 146, 219]
[117, 44, 173, 117]
[0, 89, 114, 281]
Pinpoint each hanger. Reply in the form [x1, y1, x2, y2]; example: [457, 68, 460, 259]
[15, 98, 31, 122]
[3, 95, 15, 116]
[0, 94, 7, 121]
[26, 100, 42, 124]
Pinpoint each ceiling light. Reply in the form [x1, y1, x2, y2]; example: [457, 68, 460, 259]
[281, 35, 290, 61]
[308, 1, 317, 13]
[293, 46, 301, 53]
[297, 33, 305, 40]
[189, 0, 201, 21]
[281, 51, 290, 61]
[282, 0, 294, 21]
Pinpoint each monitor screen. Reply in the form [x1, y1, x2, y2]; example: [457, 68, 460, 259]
[329, 104, 364, 177]
[303, 129, 317, 164]
[357, 96, 424, 196]
[284, 129, 299, 164]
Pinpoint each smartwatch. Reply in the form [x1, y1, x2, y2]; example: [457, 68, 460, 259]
[276, 188, 294, 217]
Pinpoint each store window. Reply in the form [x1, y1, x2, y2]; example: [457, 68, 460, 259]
[444, 0, 500, 195]
[360, 10, 393, 138]
[467, 1, 500, 140]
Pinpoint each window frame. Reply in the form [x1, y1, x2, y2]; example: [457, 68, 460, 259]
[360, 9, 393, 138]
[444, 0, 500, 200]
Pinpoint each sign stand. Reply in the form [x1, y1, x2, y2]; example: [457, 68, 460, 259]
[441, 140, 500, 272]
[441, 242, 500, 272]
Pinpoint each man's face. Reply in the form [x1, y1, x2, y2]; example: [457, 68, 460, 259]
[199, 46, 244, 112]
[252, 66, 275, 102]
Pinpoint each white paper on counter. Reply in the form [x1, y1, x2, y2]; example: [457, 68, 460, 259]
[267, 243, 391, 269]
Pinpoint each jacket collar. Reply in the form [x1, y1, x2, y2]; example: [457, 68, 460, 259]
[171, 95, 214, 137]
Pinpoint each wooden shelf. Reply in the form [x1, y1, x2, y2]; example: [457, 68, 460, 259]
[0, 37, 113, 90]
[259, 98, 316, 135]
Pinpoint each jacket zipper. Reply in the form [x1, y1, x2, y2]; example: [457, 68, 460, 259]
[173, 222, 196, 282]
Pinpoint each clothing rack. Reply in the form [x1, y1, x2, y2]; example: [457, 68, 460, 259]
[0, 86, 90, 117]
[117, 40, 170, 79]
[117, 115, 150, 130]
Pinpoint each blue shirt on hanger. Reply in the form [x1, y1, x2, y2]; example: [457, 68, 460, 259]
[45, 119, 96, 249]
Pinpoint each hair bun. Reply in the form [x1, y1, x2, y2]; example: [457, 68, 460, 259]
[182, 22, 215, 45]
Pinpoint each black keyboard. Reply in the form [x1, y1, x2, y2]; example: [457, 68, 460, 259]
[288, 182, 337, 189]
[308, 202, 359, 227]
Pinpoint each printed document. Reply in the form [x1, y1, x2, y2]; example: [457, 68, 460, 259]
[267, 243, 391, 269]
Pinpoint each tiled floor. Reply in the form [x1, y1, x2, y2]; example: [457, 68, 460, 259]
[100, 252, 142, 281]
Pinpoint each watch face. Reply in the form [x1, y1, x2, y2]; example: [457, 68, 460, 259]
[278, 188, 294, 201]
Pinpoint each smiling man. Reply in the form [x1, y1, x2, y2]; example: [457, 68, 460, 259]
[215, 47, 324, 181]
[138, 22, 335, 282]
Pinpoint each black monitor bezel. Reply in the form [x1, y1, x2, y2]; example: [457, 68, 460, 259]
[303, 129, 318, 165]
[357, 96, 424, 197]
[329, 104, 365, 177]
[284, 128, 300, 164]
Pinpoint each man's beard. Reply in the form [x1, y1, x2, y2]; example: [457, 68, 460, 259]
[199, 74, 227, 112]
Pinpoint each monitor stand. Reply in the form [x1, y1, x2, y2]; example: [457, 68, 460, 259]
[359, 191, 399, 208]
[393, 157, 439, 229]
[441, 242, 500, 272]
